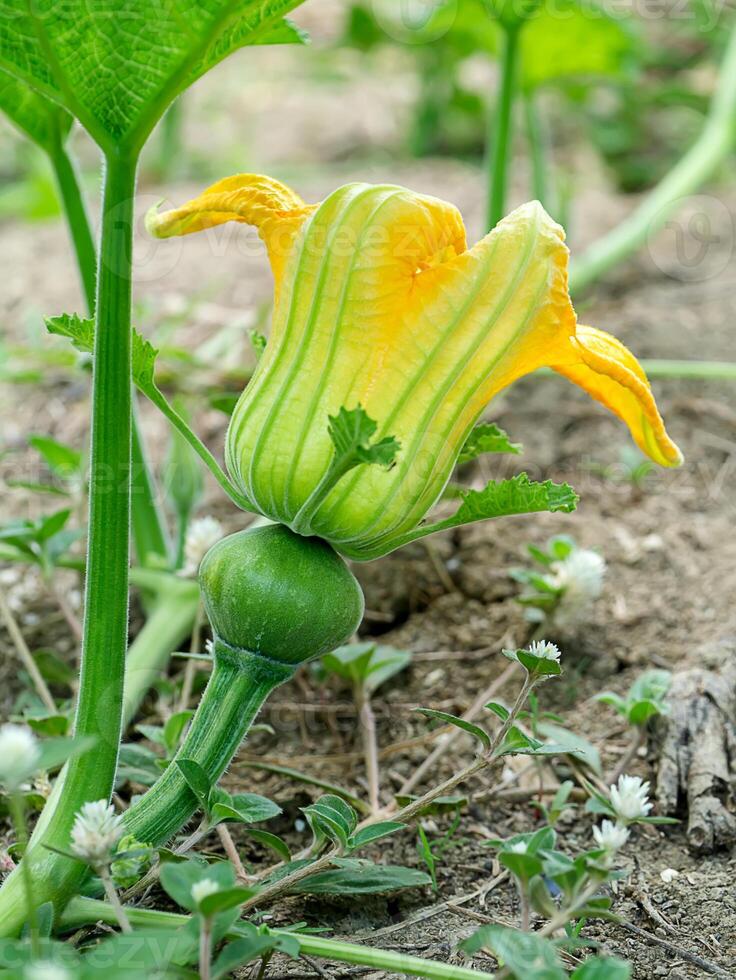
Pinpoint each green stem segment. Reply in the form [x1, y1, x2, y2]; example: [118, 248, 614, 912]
[524, 92, 550, 213]
[125, 640, 295, 845]
[49, 140, 170, 568]
[570, 23, 736, 294]
[61, 898, 499, 980]
[486, 25, 521, 231]
[0, 152, 138, 937]
[123, 642, 295, 846]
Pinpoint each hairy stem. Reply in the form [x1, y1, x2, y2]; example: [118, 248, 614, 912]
[49, 141, 169, 568]
[570, 24, 736, 294]
[122, 643, 294, 847]
[0, 151, 137, 937]
[486, 24, 521, 230]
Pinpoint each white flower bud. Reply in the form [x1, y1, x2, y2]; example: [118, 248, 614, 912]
[592, 819, 629, 852]
[0, 724, 40, 792]
[70, 800, 125, 865]
[191, 877, 220, 907]
[527, 640, 561, 662]
[182, 516, 223, 577]
[609, 774, 653, 822]
[550, 548, 606, 626]
[508, 841, 528, 854]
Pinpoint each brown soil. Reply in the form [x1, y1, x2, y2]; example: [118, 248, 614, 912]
[1, 6, 735, 976]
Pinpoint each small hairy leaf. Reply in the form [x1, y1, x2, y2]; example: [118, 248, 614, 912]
[176, 758, 212, 812]
[453, 474, 578, 525]
[414, 708, 491, 751]
[302, 795, 358, 852]
[457, 422, 522, 464]
[328, 404, 400, 471]
[460, 924, 565, 979]
[349, 822, 406, 852]
[289, 862, 431, 896]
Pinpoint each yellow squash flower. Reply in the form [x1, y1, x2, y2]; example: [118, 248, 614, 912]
[148, 174, 681, 560]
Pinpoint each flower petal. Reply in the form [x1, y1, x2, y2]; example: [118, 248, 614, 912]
[145, 173, 316, 289]
[552, 325, 683, 467]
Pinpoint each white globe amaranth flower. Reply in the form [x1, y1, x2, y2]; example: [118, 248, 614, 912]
[70, 800, 125, 865]
[592, 819, 629, 852]
[609, 774, 653, 822]
[23, 962, 72, 980]
[527, 640, 561, 663]
[508, 840, 528, 854]
[191, 877, 220, 906]
[550, 548, 606, 626]
[0, 724, 41, 791]
[182, 516, 223, 577]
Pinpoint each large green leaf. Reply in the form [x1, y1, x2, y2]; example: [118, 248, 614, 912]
[0, 68, 72, 153]
[0, 0, 307, 150]
[520, 0, 634, 92]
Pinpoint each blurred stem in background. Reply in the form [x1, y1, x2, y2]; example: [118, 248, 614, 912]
[48, 137, 170, 568]
[571, 23, 736, 294]
[486, 23, 520, 230]
[524, 91, 553, 216]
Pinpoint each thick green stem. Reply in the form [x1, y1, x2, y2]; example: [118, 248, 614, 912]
[49, 141, 170, 568]
[486, 25, 521, 231]
[570, 25, 736, 294]
[524, 92, 550, 213]
[0, 151, 137, 937]
[61, 898, 500, 980]
[123, 642, 294, 846]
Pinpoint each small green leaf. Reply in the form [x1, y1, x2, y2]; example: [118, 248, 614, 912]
[349, 822, 406, 852]
[46, 313, 94, 355]
[322, 642, 411, 695]
[504, 647, 562, 677]
[393, 794, 467, 816]
[160, 858, 233, 912]
[163, 710, 193, 755]
[485, 701, 510, 721]
[499, 850, 544, 882]
[457, 422, 522, 464]
[302, 795, 358, 852]
[176, 759, 212, 812]
[245, 829, 291, 863]
[289, 862, 431, 896]
[454, 475, 577, 525]
[212, 933, 280, 980]
[36, 734, 96, 773]
[29, 435, 83, 477]
[460, 924, 565, 979]
[328, 405, 400, 470]
[414, 708, 491, 751]
[210, 793, 281, 827]
[25, 714, 69, 738]
[198, 885, 256, 918]
[32, 649, 76, 688]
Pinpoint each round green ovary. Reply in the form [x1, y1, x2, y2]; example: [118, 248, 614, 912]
[199, 523, 364, 664]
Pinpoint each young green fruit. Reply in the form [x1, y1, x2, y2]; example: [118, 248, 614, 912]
[199, 523, 364, 664]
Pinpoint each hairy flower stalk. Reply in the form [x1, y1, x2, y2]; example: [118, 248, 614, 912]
[148, 173, 681, 561]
